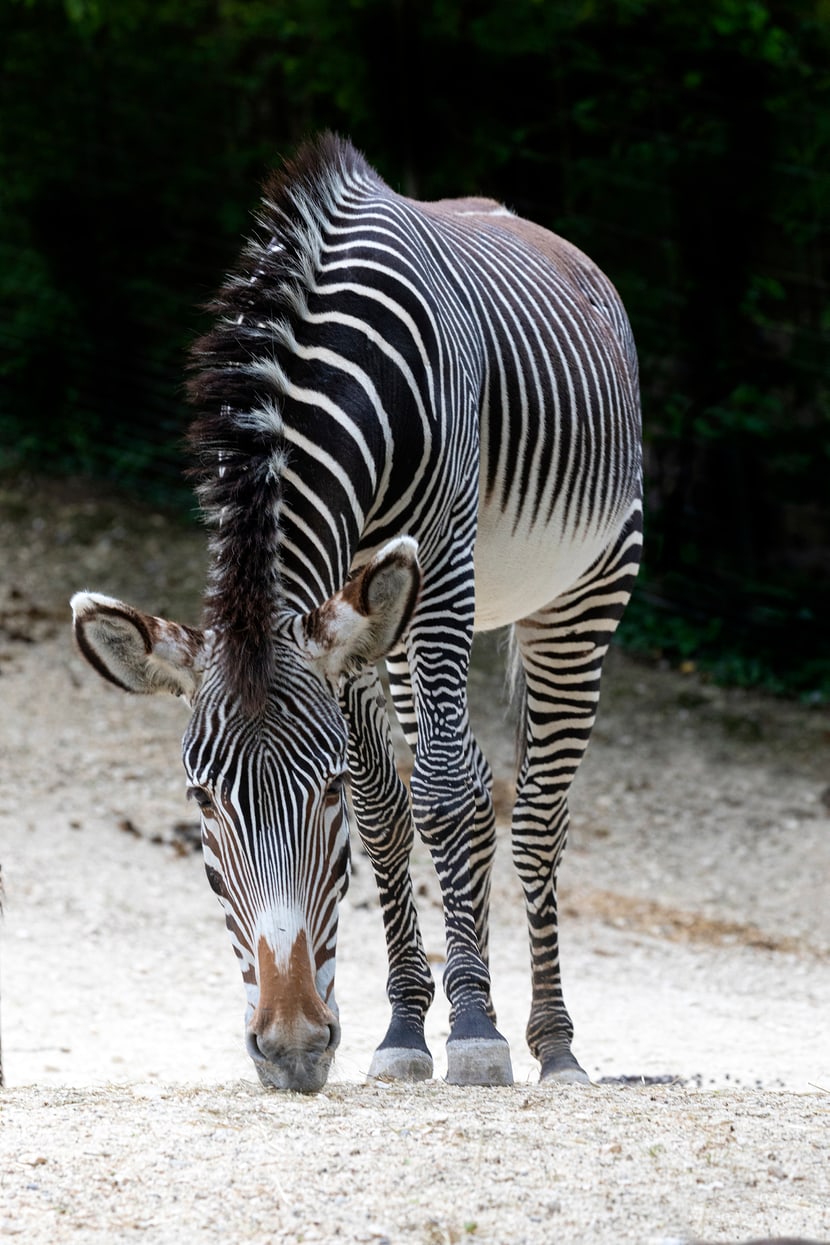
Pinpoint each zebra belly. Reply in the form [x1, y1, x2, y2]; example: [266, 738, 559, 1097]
[472, 505, 617, 631]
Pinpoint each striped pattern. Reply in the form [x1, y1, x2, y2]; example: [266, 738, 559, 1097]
[512, 512, 642, 1074]
[183, 133, 642, 1086]
[183, 649, 350, 1014]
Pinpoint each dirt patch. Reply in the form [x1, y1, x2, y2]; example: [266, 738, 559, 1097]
[1, 477, 829, 1244]
[2, 1082, 829, 1244]
[561, 888, 830, 958]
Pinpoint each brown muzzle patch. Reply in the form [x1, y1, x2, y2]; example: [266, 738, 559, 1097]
[250, 930, 335, 1042]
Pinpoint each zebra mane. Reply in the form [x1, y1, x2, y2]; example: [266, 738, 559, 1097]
[187, 133, 378, 714]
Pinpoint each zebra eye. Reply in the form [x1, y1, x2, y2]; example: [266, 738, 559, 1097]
[205, 864, 225, 897]
[327, 773, 346, 799]
[188, 786, 215, 815]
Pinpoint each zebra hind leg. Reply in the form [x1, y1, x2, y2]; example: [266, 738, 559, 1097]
[512, 516, 642, 1083]
[341, 667, 434, 1082]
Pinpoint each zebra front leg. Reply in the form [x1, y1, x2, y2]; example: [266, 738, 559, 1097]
[406, 603, 512, 1085]
[388, 651, 498, 1022]
[341, 667, 435, 1081]
[463, 732, 498, 1018]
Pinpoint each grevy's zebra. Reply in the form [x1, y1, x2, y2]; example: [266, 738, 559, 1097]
[71, 134, 642, 1093]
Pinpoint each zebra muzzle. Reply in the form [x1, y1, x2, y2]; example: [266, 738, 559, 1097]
[245, 931, 340, 1092]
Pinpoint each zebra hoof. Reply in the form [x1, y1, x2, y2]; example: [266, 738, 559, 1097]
[540, 1052, 592, 1085]
[445, 1038, 514, 1086]
[367, 1046, 434, 1083]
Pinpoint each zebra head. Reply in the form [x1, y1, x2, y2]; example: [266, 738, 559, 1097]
[71, 537, 420, 1093]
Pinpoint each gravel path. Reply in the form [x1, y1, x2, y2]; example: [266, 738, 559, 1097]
[1, 480, 829, 1244]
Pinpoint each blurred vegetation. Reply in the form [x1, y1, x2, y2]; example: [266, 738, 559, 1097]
[1, 0, 828, 696]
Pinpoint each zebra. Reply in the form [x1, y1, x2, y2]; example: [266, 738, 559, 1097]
[71, 133, 642, 1093]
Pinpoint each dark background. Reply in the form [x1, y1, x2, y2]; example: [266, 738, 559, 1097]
[1, 0, 828, 696]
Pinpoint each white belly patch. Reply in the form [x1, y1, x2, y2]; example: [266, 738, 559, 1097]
[473, 504, 616, 631]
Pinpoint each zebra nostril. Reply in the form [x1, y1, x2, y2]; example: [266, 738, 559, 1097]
[246, 1019, 338, 1065]
[246, 1030, 267, 1063]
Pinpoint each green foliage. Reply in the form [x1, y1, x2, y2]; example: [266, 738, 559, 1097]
[1, 0, 829, 692]
[618, 584, 830, 703]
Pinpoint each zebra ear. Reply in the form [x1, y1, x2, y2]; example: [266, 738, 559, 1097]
[301, 537, 421, 682]
[71, 592, 206, 703]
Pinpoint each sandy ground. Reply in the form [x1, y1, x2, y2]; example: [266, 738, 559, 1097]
[1, 479, 829, 1244]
